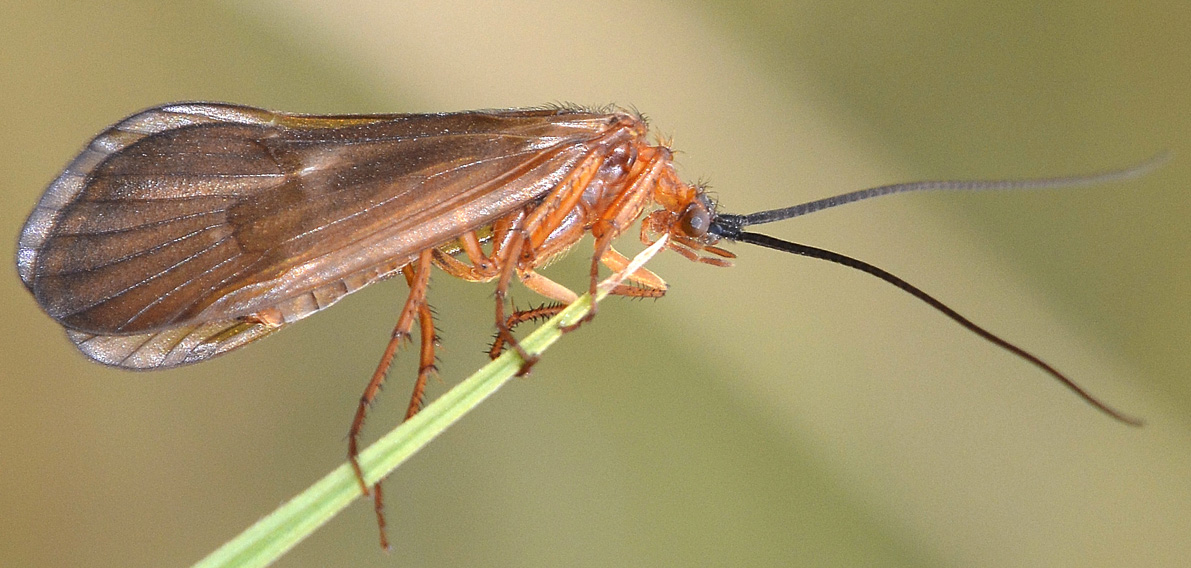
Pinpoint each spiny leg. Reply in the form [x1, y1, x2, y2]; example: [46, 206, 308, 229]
[559, 226, 620, 332]
[358, 300, 438, 549]
[486, 285, 664, 357]
[493, 230, 539, 375]
[488, 264, 666, 357]
[489, 266, 578, 359]
[347, 250, 433, 550]
[487, 302, 568, 359]
[604, 282, 668, 299]
[405, 301, 438, 420]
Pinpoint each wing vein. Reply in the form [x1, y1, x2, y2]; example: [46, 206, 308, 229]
[57, 234, 237, 317]
[55, 209, 224, 237]
[115, 251, 252, 331]
[49, 222, 229, 277]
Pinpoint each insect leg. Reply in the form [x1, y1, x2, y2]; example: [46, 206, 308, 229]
[599, 246, 668, 293]
[519, 269, 580, 304]
[562, 155, 668, 331]
[347, 250, 433, 550]
[487, 260, 664, 357]
[667, 234, 735, 266]
[493, 229, 540, 375]
[431, 231, 501, 281]
[431, 248, 487, 281]
[486, 268, 578, 359]
[457, 230, 495, 274]
[404, 293, 439, 420]
[556, 228, 618, 335]
[486, 150, 608, 373]
[486, 302, 567, 359]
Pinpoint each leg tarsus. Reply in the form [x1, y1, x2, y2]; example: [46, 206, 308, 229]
[515, 353, 540, 376]
[374, 482, 391, 551]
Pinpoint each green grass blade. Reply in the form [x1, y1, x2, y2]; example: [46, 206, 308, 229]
[190, 293, 594, 568]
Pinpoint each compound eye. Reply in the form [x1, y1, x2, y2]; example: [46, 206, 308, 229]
[678, 202, 711, 237]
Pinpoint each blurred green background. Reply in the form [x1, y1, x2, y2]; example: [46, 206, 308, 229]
[3, 1, 1189, 566]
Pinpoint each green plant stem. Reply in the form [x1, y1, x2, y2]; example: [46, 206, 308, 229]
[191, 293, 598, 568]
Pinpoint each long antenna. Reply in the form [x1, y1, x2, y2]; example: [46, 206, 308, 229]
[707, 155, 1166, 425]
[711, 153, 1169, 234]
[732, 231, 1142, 426]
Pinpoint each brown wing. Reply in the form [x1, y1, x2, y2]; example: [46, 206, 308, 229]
[18, 103, 633, 367]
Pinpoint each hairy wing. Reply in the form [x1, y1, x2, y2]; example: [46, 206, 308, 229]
[20, 103, 623, 341]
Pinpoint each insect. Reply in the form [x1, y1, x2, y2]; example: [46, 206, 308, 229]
[17, 102, 1152, 548]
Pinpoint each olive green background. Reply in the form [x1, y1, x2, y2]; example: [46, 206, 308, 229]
[3, 1, 1189, 567]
